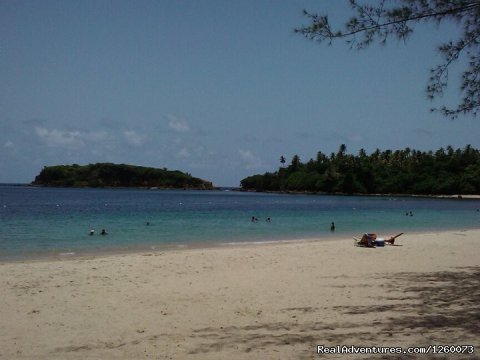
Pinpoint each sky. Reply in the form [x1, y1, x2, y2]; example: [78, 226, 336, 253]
[2, 0, 480, 186]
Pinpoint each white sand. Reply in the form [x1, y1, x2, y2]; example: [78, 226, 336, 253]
[1, 230, 479, 359]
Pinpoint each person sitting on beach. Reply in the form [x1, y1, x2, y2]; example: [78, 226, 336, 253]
[358, 233, 376, 247]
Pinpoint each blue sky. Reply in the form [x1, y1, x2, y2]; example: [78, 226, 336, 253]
[2, 0, 480, 186]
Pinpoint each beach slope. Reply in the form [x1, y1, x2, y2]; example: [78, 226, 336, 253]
[1, 230, 479, 359]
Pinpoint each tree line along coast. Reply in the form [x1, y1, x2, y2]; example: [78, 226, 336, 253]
[240, 145, 480, 196]
[30, 145, 480, 196]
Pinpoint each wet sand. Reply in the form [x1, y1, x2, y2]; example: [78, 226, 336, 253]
[1, 230, 479, 359]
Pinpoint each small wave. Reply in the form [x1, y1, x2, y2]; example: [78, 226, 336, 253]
[59, 252, 76, 256]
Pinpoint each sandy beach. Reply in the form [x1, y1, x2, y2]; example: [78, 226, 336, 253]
[1, 230, 479, 359]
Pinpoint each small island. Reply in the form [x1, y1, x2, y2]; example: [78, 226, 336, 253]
[32, 163, 213, 190]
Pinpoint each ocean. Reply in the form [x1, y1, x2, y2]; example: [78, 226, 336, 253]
[0, 185, 479, 260]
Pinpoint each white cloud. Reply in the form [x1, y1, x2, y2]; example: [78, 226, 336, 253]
[239, 149, 263, 170]
[34, 127, 110, 149]
[89, 131, 109, 143]
[177, 148, 191, 158]
[3, 140, 14, 149]
[35, 127, 84, 148]
[168, 114, 190, 133]
[123, 130, 145, 147]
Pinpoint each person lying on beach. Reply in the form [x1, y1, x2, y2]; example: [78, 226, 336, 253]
[357, 233, 403, 247]
[358, 233, 376, 247]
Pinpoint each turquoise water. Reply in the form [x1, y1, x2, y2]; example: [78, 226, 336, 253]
[0, 185, 479, 260]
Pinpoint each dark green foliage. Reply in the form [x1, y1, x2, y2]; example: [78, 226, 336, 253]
[32, 163, 213, 189]
[240, 145, 480, 195]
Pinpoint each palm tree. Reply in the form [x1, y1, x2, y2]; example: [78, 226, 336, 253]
[290, 155, 301, 172]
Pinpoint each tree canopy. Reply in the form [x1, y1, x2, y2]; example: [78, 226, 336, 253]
[240, 144, 480, 195]
[32, 163, 213, 190]
[295, 0, 480, 118]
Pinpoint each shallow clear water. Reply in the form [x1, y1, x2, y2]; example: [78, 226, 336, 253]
[0, 185, 479, 260]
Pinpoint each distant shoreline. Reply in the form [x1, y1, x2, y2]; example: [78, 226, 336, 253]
[2, 183, 479, 199]
[29, 184, 215, 191]
[1, 183, 216, 191]
[237, 188, 480, 200]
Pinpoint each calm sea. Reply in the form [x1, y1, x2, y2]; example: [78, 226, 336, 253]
[0, 185, 479, 260]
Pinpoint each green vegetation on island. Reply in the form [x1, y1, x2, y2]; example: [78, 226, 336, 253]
[240, 145, 480, 195]
[32, 163, 213, 189]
